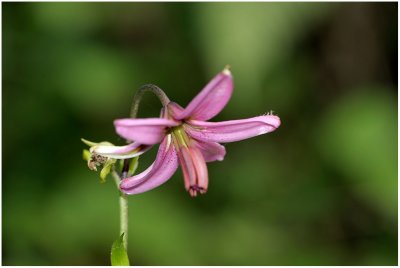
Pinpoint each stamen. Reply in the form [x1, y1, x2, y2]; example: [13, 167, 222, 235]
[171, 126, 209, 197]
[223, 65, 231, 75]
[189, 185, 207, 197]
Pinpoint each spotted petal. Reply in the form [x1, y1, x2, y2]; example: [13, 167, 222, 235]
[120, 135, 179, 195]
[185, 115, 281, 143]
[174, 69, 233, 121]
[114, 118, 179, 145]
[192, 139, 226, 162]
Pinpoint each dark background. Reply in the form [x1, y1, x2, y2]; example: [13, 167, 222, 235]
[3, 2, 397, 265]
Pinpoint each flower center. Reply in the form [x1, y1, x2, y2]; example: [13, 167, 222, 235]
[170, 126, 208, 197]
[87, 153, 108, 171]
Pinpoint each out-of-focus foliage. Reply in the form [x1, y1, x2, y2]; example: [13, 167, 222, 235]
[3, 2, 397, 265]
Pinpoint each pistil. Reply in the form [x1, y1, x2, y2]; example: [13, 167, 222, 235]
[171, 126, 208, 197]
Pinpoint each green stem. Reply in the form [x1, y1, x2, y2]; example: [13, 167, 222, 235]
[111, 84, 167, 255]
[130, 84, 170, 118]
[112, 170, 129, 250]
[119, 192, 129, 249]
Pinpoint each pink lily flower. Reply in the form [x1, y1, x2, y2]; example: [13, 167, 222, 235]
[115, 68, 281, 197]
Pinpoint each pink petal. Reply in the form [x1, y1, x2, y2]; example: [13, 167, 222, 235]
[93, 142, 151, 159]
[174, 69, 233, 121]
[185, 115, 281, 143]
[114, 118, 179, 145]
[166, 102, 184, 119]
[191, 139, 226, 162]
[120, 135, 179, 195]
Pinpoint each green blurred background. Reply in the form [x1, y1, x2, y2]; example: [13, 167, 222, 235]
[3, 2, 397, 265]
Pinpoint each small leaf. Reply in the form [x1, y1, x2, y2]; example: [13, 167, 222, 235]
[100, 159, 115, 183]
[118, 159, 124, 173]
[81, 138, 114, 148]
[111, 233, 130, 266]
[128, 157, 139, 177]
[81, 138, 98, 147]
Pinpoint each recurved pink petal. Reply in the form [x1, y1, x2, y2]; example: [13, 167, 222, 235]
[191, 139, 226, 162]
[114, 118, 179, 145]
[166, 102, 184, 119]
[120, 135, 179, 195]
[185, 115, 281, 143]
[174, 69, 233, 121]
[92, 142, 151, 159]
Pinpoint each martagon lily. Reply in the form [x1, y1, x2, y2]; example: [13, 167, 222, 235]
[111, 67, 281, 197]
